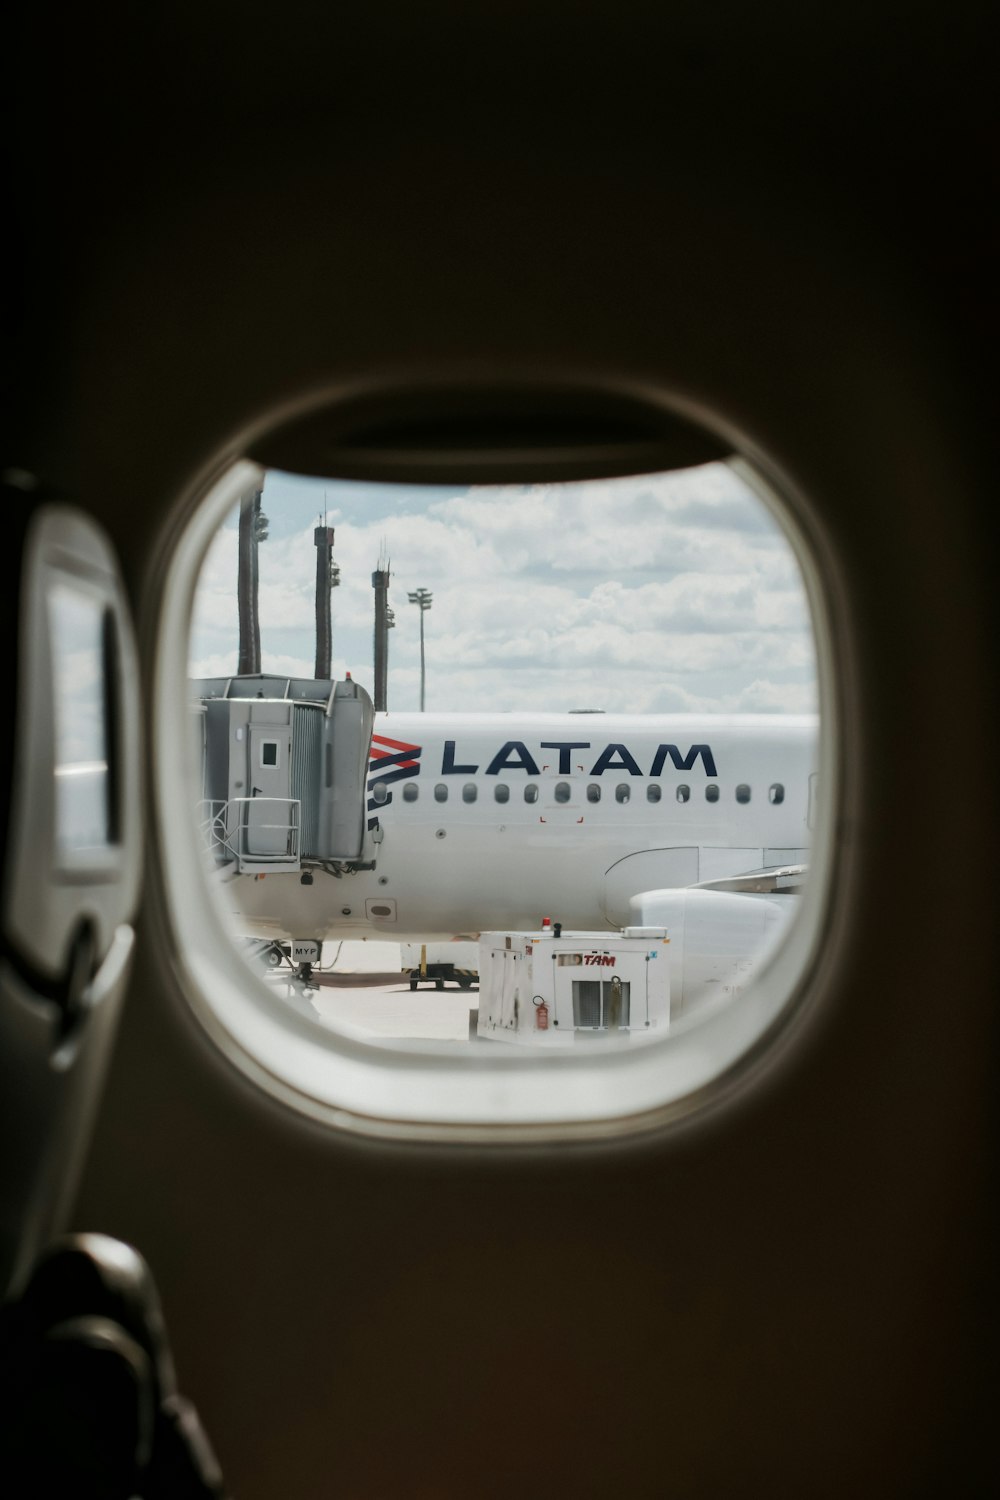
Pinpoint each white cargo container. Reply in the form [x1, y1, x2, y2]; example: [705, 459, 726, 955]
[477, 927, 670, 1046]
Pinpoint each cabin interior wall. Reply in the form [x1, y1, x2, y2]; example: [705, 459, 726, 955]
[7, 4, 994, 1495]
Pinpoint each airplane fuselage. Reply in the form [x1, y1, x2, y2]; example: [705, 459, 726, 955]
[222, 712, 818, 941]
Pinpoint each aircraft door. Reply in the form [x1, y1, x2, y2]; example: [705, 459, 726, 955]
[246, 727, 293, 857]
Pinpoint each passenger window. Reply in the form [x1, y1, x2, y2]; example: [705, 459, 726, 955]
[174, 452, 826, 1135]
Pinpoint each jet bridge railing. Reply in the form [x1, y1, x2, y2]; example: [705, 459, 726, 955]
[196, 799, 230, 859]
[197, 796, 302, 874]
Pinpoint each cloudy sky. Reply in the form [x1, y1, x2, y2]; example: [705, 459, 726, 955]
[188, 462, 817, 715]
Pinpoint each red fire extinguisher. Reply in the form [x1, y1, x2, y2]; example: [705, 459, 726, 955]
[534, 996, 549, 1031]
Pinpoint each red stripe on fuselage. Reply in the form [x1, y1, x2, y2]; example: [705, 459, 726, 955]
[370, 734, 421, 772]
[371, 734, 421, 754]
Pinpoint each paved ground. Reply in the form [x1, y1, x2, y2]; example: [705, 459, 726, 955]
[264, 940, 478, 1042]
[310, 978, 477, 1041]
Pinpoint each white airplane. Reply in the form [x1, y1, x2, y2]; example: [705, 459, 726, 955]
[198, 687, 816, 953]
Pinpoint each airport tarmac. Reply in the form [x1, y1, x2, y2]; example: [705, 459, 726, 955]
[264, 940, 478, 1043]
[310, 980, 477, 1041]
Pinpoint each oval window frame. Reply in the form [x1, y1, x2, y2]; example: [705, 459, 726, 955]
[149, 450, 842, 1142]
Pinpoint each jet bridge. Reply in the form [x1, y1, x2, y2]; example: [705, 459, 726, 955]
[192, 674, 375, 875]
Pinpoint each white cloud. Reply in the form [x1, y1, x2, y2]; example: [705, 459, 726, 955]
[188, 464, 818, 715]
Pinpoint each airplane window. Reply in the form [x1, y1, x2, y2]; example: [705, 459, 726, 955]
[48, 584, 113, 853]
[167, 452, 828, 1136]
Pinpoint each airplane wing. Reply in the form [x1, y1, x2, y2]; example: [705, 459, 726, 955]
[692, 864, 807, 895]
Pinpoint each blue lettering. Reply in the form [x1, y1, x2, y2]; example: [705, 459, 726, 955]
[589, 743, 642, 777]
[442, 740, 478, 774]
[485, 741, 541, 776]
[649, 743, 718, 777]
[540, 741, 591, 773]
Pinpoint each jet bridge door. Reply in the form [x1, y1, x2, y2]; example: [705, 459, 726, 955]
[246, 726, 293, 856]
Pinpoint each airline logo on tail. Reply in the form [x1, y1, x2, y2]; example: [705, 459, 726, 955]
[367, 734, 422, 825]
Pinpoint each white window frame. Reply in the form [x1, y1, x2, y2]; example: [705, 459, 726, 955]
[150, 455, 841, 1142]
[259, 738, 281, 770]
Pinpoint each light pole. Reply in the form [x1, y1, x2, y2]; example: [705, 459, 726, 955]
[407, 588, 433, 711]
